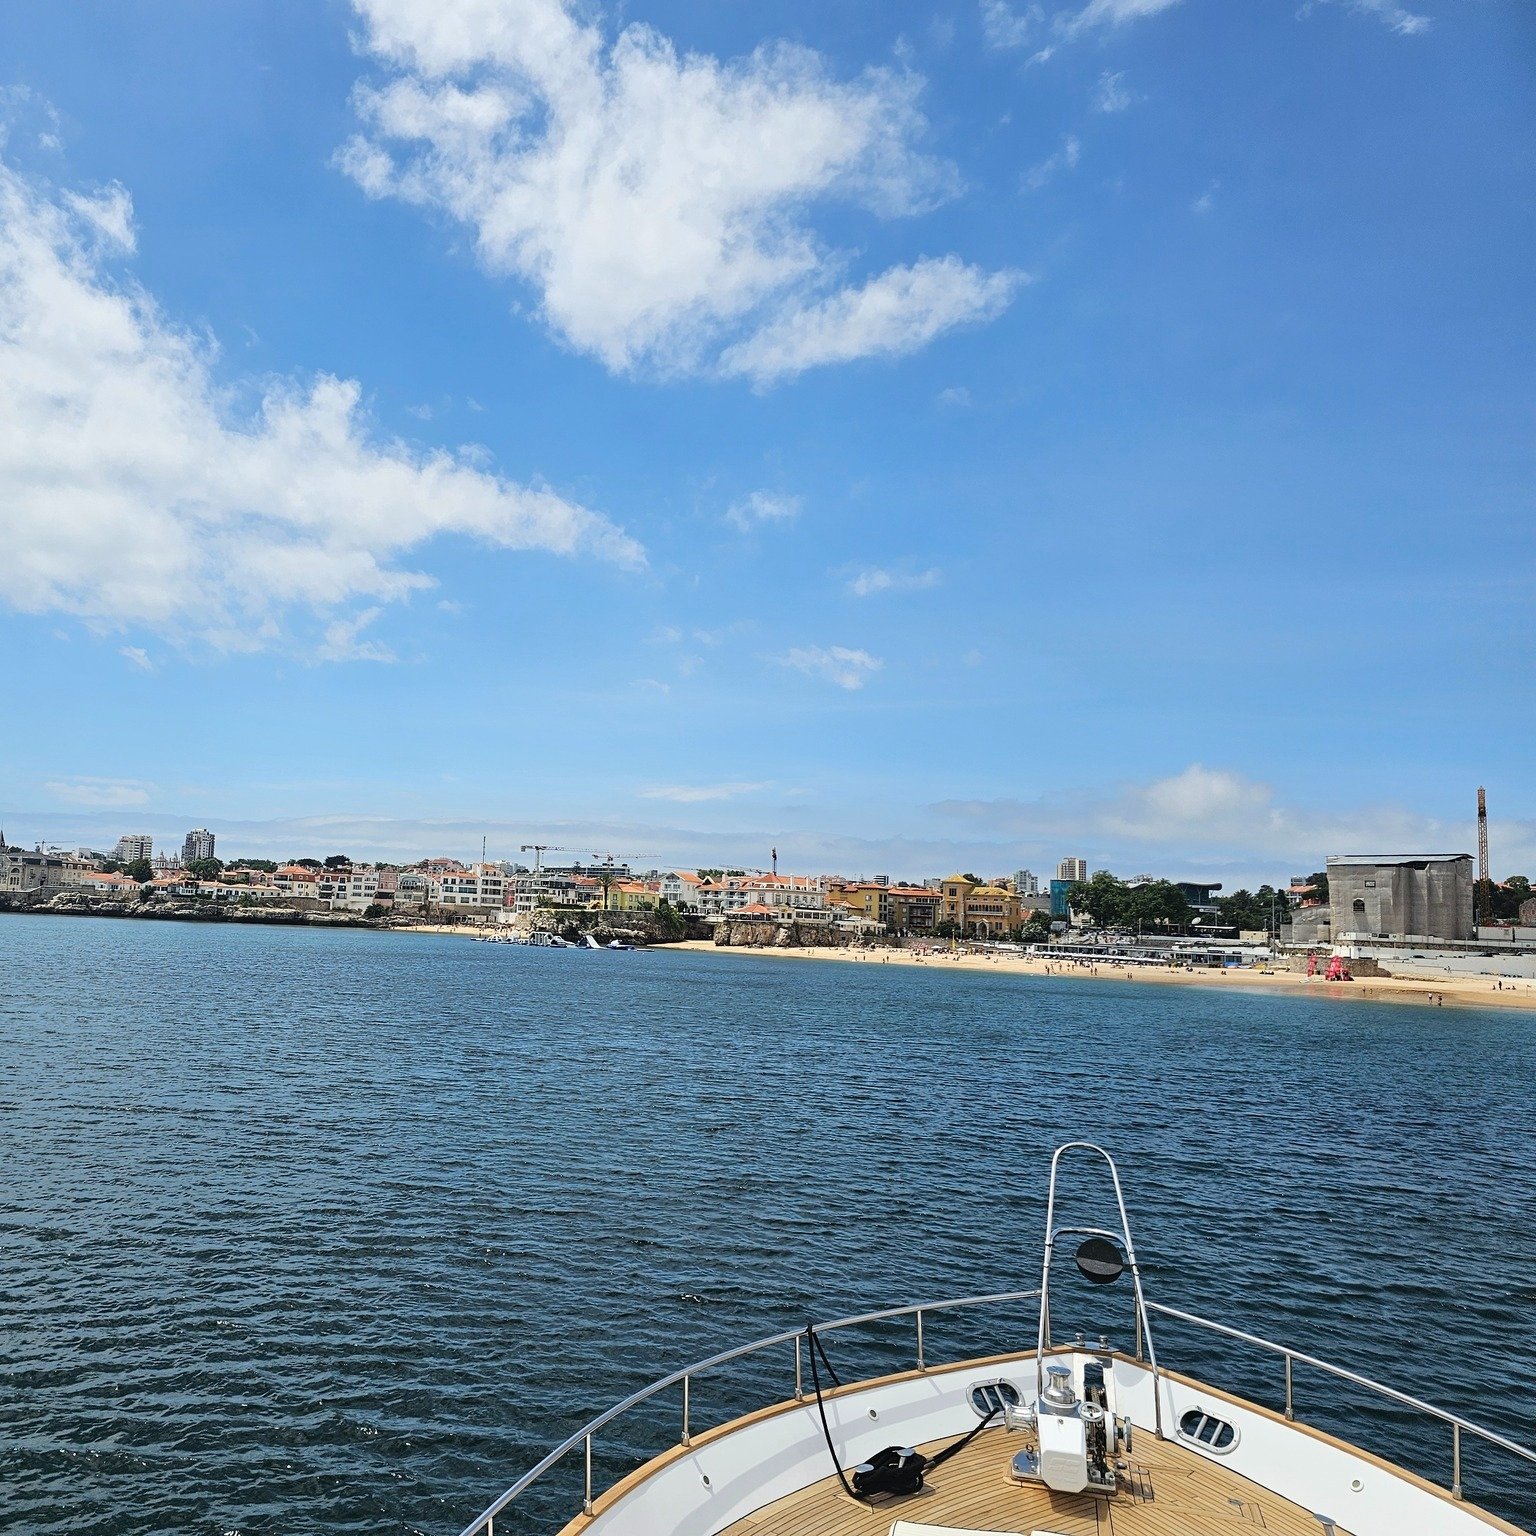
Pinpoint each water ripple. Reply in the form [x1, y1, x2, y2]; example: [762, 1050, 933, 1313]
[2, 918, 1534, 1534]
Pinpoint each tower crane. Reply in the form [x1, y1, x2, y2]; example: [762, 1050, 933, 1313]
[519, 844, 584, 874]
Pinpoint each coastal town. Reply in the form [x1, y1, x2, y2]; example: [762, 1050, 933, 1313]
[4, 823, 1534, 988]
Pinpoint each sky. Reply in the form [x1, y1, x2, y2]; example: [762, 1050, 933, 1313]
[1, 0, 1532, 886]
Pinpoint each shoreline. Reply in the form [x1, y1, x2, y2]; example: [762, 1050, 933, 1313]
[7, 906, 1532, 1012]
[662, 939, 1536, 1013]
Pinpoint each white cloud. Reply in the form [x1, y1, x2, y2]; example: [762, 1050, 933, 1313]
[1058, 0, 1184, 36]
[936, 385, 972, 409]
[317, 607, 395, 662]
[986, 0, 1182, 50]
[980, 0, 1042, 49]
[720, 256, 1022, 386]
[725, 490, 802, 533]
[340, 0, 1017, 380]
[1192, 180, 1218, 214]
[1094, 70, 1134, 112]
[641, 782, 771, 803]
[848, 566, 941, 597]
[62, 185, 136, 252]
[1024, 134, 1080, 191]
[931, 764, 1507, 876]
[44, 776, 152, 808]
[1309, 0, 1429, 33]
[119, 645, 153, 671]
[0, 158, 640, 654]
[779, 644, 883, 690]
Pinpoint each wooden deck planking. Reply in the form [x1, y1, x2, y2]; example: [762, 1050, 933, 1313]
[720, 1423, 1346, 1536]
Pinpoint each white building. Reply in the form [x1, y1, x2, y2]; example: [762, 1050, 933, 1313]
[660, 871, 706, 910]
[1056, 857, 1088, 884]
[431, 863, 506, 909]
[316, 866, 382, 910]
[114, 833, 153, 863]
[1015, 869, 1040, 897]
[182, 828, 216, 863]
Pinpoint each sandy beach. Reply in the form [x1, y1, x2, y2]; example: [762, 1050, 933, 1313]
[664, 939, 1536, 1012]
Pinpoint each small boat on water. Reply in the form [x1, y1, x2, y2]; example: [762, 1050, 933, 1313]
[457, 1142, 1535, 1536]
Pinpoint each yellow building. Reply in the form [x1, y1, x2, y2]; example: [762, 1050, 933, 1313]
[610, 880, 659, 912]
[827, 882, 887, 925]
[939, 874, 1029, 936]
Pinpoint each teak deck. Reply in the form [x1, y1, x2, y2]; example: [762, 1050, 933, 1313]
[718, 1423, 1349, 1536]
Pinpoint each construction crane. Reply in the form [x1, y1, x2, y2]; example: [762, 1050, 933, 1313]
[1477, 788, 1492, 925]
[519, 844, 584, 874]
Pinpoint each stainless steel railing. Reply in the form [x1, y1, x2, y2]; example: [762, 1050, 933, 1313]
[456, 1286, 1042, 1536]
[1144, 1301, 1536, 1503]
[459, 1289, 1536, 1535]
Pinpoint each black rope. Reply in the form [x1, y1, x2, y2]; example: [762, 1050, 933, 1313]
[805, 1323, 859, 1500]
[924, 1399, 1001, 1470]
[803, 1322, 1002, 1501]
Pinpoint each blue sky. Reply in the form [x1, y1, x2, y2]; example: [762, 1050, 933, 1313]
[1, 0, 1532, 884]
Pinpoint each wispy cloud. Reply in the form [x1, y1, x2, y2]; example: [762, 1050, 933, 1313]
[1024, 135, 1080, 191]
[779, 645, 884, 690]
[1094, 70, 1134, 112]
[726, 490, 802, 533]
[641, 782, 771, 803]
[119, 646, 153, 672]
[719, 257, 1023, 386]
[0, 156, 640, 657]
[1192, 180, 1219, 214]
[847, 566, 941, 597]
[936, 385, 972, 409]
[1058, 0, 1184, 38]
[340, 0, 1016, 382]
[1307, 0, 1429, 34]
[980, 0, 1042, 49]
[44, 776, 152, 808]
[317, 607, 395, 663]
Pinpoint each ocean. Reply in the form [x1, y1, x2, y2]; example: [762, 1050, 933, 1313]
[2, 915, 1533, 1534]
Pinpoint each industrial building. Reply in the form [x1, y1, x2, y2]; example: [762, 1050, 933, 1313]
[1327, 854, 1474, 942]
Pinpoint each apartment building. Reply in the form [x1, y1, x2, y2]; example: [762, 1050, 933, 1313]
[431, 863, 506, 908]
[182, 828, 216, 863]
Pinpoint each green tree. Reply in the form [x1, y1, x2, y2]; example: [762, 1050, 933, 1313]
[1494, 875, 1532, 922]
[231, 858, 277, 873]
[294, 857, 322, 870]
[1216, 885, 1290, 931]
[124, 857, 153, 883]
[1128, 880, 1192, 929]
[653, 897, 686, 938]
[1021, 910, 1054, 945]
[697, 868, 724, 882]
[323, 854, 351, 870]
[1301, 870, 1329, 905]
[1072, 872, 1130, 928]
[185, 857, 224, 880]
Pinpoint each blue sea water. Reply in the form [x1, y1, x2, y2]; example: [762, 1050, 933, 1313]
[2, 915, 1534, 1535]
